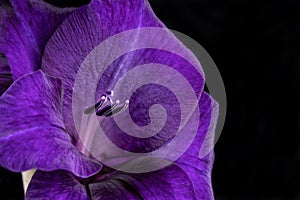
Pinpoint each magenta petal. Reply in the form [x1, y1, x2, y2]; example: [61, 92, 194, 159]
[0, 71, 101, 177]
[0, 0, 73, 80]
[26, 170, 89, 200]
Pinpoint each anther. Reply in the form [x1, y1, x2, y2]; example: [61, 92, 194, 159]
[84, 95, 106, 114]
[96, 102, 119, 116]
[98, 100, 129, 117]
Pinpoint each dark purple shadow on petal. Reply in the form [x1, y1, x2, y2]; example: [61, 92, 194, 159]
[0, 0, 73, 80]
[26, 170, 89, 200]
[89, 165, 196, 200]
[0, 71, 101, 178]
[0, 53, 12, 95]
[89, 180, 142, 200]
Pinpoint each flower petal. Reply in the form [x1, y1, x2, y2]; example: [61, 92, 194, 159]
[24, 93, 217, 199]
[0, 53, 12, 95]
[42, 0, 161, 84]
[103, 93, 217, 200]
[0, 71, 102, 177]
[89, 165, 196, 200]
[91, 49, 203, 153]
[102, 93, 218, 200]
[89, 180, 141, 200]
[26, 170, 89, 200]
[40, 0, 165, 140]
[0, 0, 73, 80]
[176, 92, 219, 199]
[41, 0, 204, 148]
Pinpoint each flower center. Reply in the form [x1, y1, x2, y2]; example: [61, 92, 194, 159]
[84, 91, 129, 117]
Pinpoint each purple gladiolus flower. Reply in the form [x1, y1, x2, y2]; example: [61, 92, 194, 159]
[0, 0, 219, 199]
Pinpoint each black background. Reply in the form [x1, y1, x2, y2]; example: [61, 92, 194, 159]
[1, 0, 299, 199]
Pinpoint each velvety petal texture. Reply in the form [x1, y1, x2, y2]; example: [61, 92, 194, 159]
[94, 49, 204, 153]
[90, 93, 218, 200]
[89, 165, 196, 200]
[0, 0, 73, 80]
[26, 92, 218, 200]
[0, 71, 101, 177]
[26, 170, 89, 200]
[0, 0, 219, 199]
[176, 92, 219, 199]
[41, 0, 165, 140]
[0, 53, 12, 95]
[26, 166, 196, 200]
[119, 93, 218, 200]
[41, 0, 204, 152]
